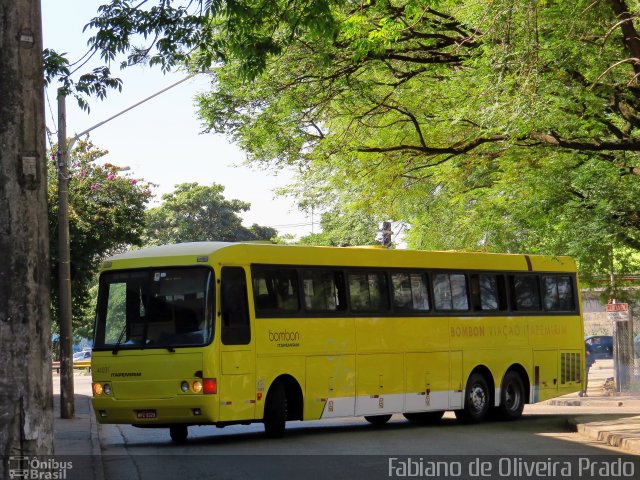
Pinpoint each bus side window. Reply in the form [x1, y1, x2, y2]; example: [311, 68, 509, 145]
[510, 275, 541, 311]
[470, 274, 507, 312]
[391, 272, 430, 311]
[252, 268, 300, 313]
[303, 269, 347, 312]
[347, 272, 389, 312]
[221, 267, 251, 345]
[542, 275, 575, 311]
[432, 273, 469, 311]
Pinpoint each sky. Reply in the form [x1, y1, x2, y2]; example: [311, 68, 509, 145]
[41, 1, 317, 238]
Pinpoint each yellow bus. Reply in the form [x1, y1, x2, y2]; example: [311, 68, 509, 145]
[91, 242, 584, 442]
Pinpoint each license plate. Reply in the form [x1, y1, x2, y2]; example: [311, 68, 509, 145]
[136, 410, 157, 419]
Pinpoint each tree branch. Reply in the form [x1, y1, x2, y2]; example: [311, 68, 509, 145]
[530, 131, 640, 151]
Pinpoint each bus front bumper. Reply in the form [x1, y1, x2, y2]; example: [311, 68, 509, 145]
[92, 395, 218, 425]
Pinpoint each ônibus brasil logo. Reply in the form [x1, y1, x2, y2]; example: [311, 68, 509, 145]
[8, 456, 73, 479]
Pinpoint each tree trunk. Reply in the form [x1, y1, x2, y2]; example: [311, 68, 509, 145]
[0, 0, 54, 467]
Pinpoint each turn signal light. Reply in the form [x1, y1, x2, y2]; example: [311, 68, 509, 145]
[203, 378, 217, 395]
[92, 383, 103, 396]
[192, 380, 203, 393]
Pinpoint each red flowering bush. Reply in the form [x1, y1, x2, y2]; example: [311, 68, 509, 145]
[48, 139, 153, 337]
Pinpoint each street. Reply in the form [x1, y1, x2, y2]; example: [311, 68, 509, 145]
[58, 370, 640, 480]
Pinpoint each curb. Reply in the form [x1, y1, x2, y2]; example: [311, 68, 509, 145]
[547, 399, 630, 407]
[568, 416, 640, 455]
[88, 399, 105, 480]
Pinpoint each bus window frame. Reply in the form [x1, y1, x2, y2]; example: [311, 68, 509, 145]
[388, 269, 432, 315]
[221, 266, 252, 346]
[300, 267, 348, 315]
[93, 265, 216, 351]
[251, 265, 303, 318]
[248, 264, 579, 319]
[469, 272, 509, 313]
[508, 273, 543, 312]
[430, 270, 471, 313]
[345, 268, 391, 314]
[541, 273, 578, 313]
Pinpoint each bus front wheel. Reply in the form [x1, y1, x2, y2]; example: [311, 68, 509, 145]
[364, 414, 392, 426]
[264, 382, 287, 438]
[455, 372, 491, 424]
[497, 371, 525, 421]
[169, 425, 188, 443]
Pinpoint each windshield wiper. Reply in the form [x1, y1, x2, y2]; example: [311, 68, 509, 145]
[111, 324, 127, 355]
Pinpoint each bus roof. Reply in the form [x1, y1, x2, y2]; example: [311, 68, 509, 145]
[103, 242, 576, 273]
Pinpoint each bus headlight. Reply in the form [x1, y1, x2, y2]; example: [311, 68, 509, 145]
[103, 384, 112, 395]
[92, 383, 103, 396]
[192, 380, 203, 393]
[181, 381, 190, 393]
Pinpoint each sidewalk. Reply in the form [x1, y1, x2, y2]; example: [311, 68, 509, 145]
[53, 374, 104, 480]
[544, 358, 640, 455]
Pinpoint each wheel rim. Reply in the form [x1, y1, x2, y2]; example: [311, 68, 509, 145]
[504, 382, 521, 412]
[469, 383, 487, 412]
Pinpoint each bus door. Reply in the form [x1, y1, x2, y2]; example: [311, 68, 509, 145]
[533, 350, 558, 402]
[219, 266, 256, 421]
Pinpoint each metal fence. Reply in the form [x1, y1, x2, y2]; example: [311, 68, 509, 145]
[613, 311, 638, 392]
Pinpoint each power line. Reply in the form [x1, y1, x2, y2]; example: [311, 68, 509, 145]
[267, 221, 319, 229]
[44, 89, 58, 150]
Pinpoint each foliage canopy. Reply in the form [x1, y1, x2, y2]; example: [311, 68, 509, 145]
[46, 0, 640, 294]
[48, 140, 152, 337]
[144, 182, 277, 244]
[192, 0, 640, 290]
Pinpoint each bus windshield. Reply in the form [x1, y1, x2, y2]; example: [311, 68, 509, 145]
[93, 267, 213, 350]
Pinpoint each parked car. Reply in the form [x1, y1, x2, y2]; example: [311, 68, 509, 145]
[72, 350, 91, 362]
[585, 335, 613, 360]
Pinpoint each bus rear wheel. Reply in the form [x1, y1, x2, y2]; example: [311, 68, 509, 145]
[497, 371, 525, 421]
[169, 425, 188, 443]
[264, 382, 287, 438]
[403, 411, 445, 424]
[364, 414, 392, 426]
[455, 372, 491, 424]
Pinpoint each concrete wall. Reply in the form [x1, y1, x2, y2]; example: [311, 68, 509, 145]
[583, 312, 613, 336]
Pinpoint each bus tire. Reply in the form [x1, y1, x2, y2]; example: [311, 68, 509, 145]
[169, 425, 188, 443]
[497, 371, 525, 421]
[455, 372, 491, 424]
[364, 414, 392, 426]
[264, 382, 287, 438]
[403, 411, 445, 424]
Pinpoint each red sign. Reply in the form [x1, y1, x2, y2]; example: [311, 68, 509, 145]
[606, 303, 628, 313]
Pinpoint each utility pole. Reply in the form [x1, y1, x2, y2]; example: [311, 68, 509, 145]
[55, 74, 194, 417]
[57, 91, 74, 418]
[0, 0, 54, 465]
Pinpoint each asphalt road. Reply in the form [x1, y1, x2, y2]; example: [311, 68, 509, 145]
[64, 372, 640, 480]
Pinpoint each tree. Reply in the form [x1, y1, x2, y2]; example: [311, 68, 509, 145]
[48, 0, 640, 281]
[44, 0, 343, 109]
[48, 139, 153, 340]
[298, 209, 383, 247]
[195, 0, 640, 281]
[144, 182, 277, 244]
[0, 0, 53, 462]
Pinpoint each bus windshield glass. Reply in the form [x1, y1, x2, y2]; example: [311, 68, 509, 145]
[94, 267, 213, 350]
